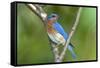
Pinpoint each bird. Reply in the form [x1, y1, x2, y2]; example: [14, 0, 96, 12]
[46, 13, 76, 59]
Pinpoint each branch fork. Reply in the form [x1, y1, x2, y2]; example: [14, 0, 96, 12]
[26, 4, 82, 62]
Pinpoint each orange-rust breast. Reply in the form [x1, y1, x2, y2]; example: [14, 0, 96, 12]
[47, 20, 56, 34]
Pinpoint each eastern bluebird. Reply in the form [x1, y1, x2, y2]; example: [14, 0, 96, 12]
[46, 13, 76, 59]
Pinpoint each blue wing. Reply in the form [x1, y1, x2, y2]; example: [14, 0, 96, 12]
[53, 22, 68, 40]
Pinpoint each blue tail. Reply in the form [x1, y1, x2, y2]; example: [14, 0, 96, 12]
[67, 44, 77, 59]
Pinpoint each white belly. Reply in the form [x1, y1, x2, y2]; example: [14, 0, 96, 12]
[47, 32, 66, 45]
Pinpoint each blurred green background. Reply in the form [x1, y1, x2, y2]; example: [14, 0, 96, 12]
[17, 3, 96, 65]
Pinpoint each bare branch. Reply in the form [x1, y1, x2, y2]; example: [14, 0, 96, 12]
[59, 7, 82, 61]
[50, 42, 61, 62]
[26, 4, 59, 62]
[26, 4, 47, 24]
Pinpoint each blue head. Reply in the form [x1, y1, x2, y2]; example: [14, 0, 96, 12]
[47, 14, 59, 21]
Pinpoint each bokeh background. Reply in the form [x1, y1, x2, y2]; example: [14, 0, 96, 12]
[17, 3, 96, 65]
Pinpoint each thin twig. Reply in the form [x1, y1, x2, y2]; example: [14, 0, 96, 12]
[59, 7, 82, 61]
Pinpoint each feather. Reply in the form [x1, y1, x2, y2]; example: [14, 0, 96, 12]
[53, 22, 68, 40]
[67, 44, 77, 59]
